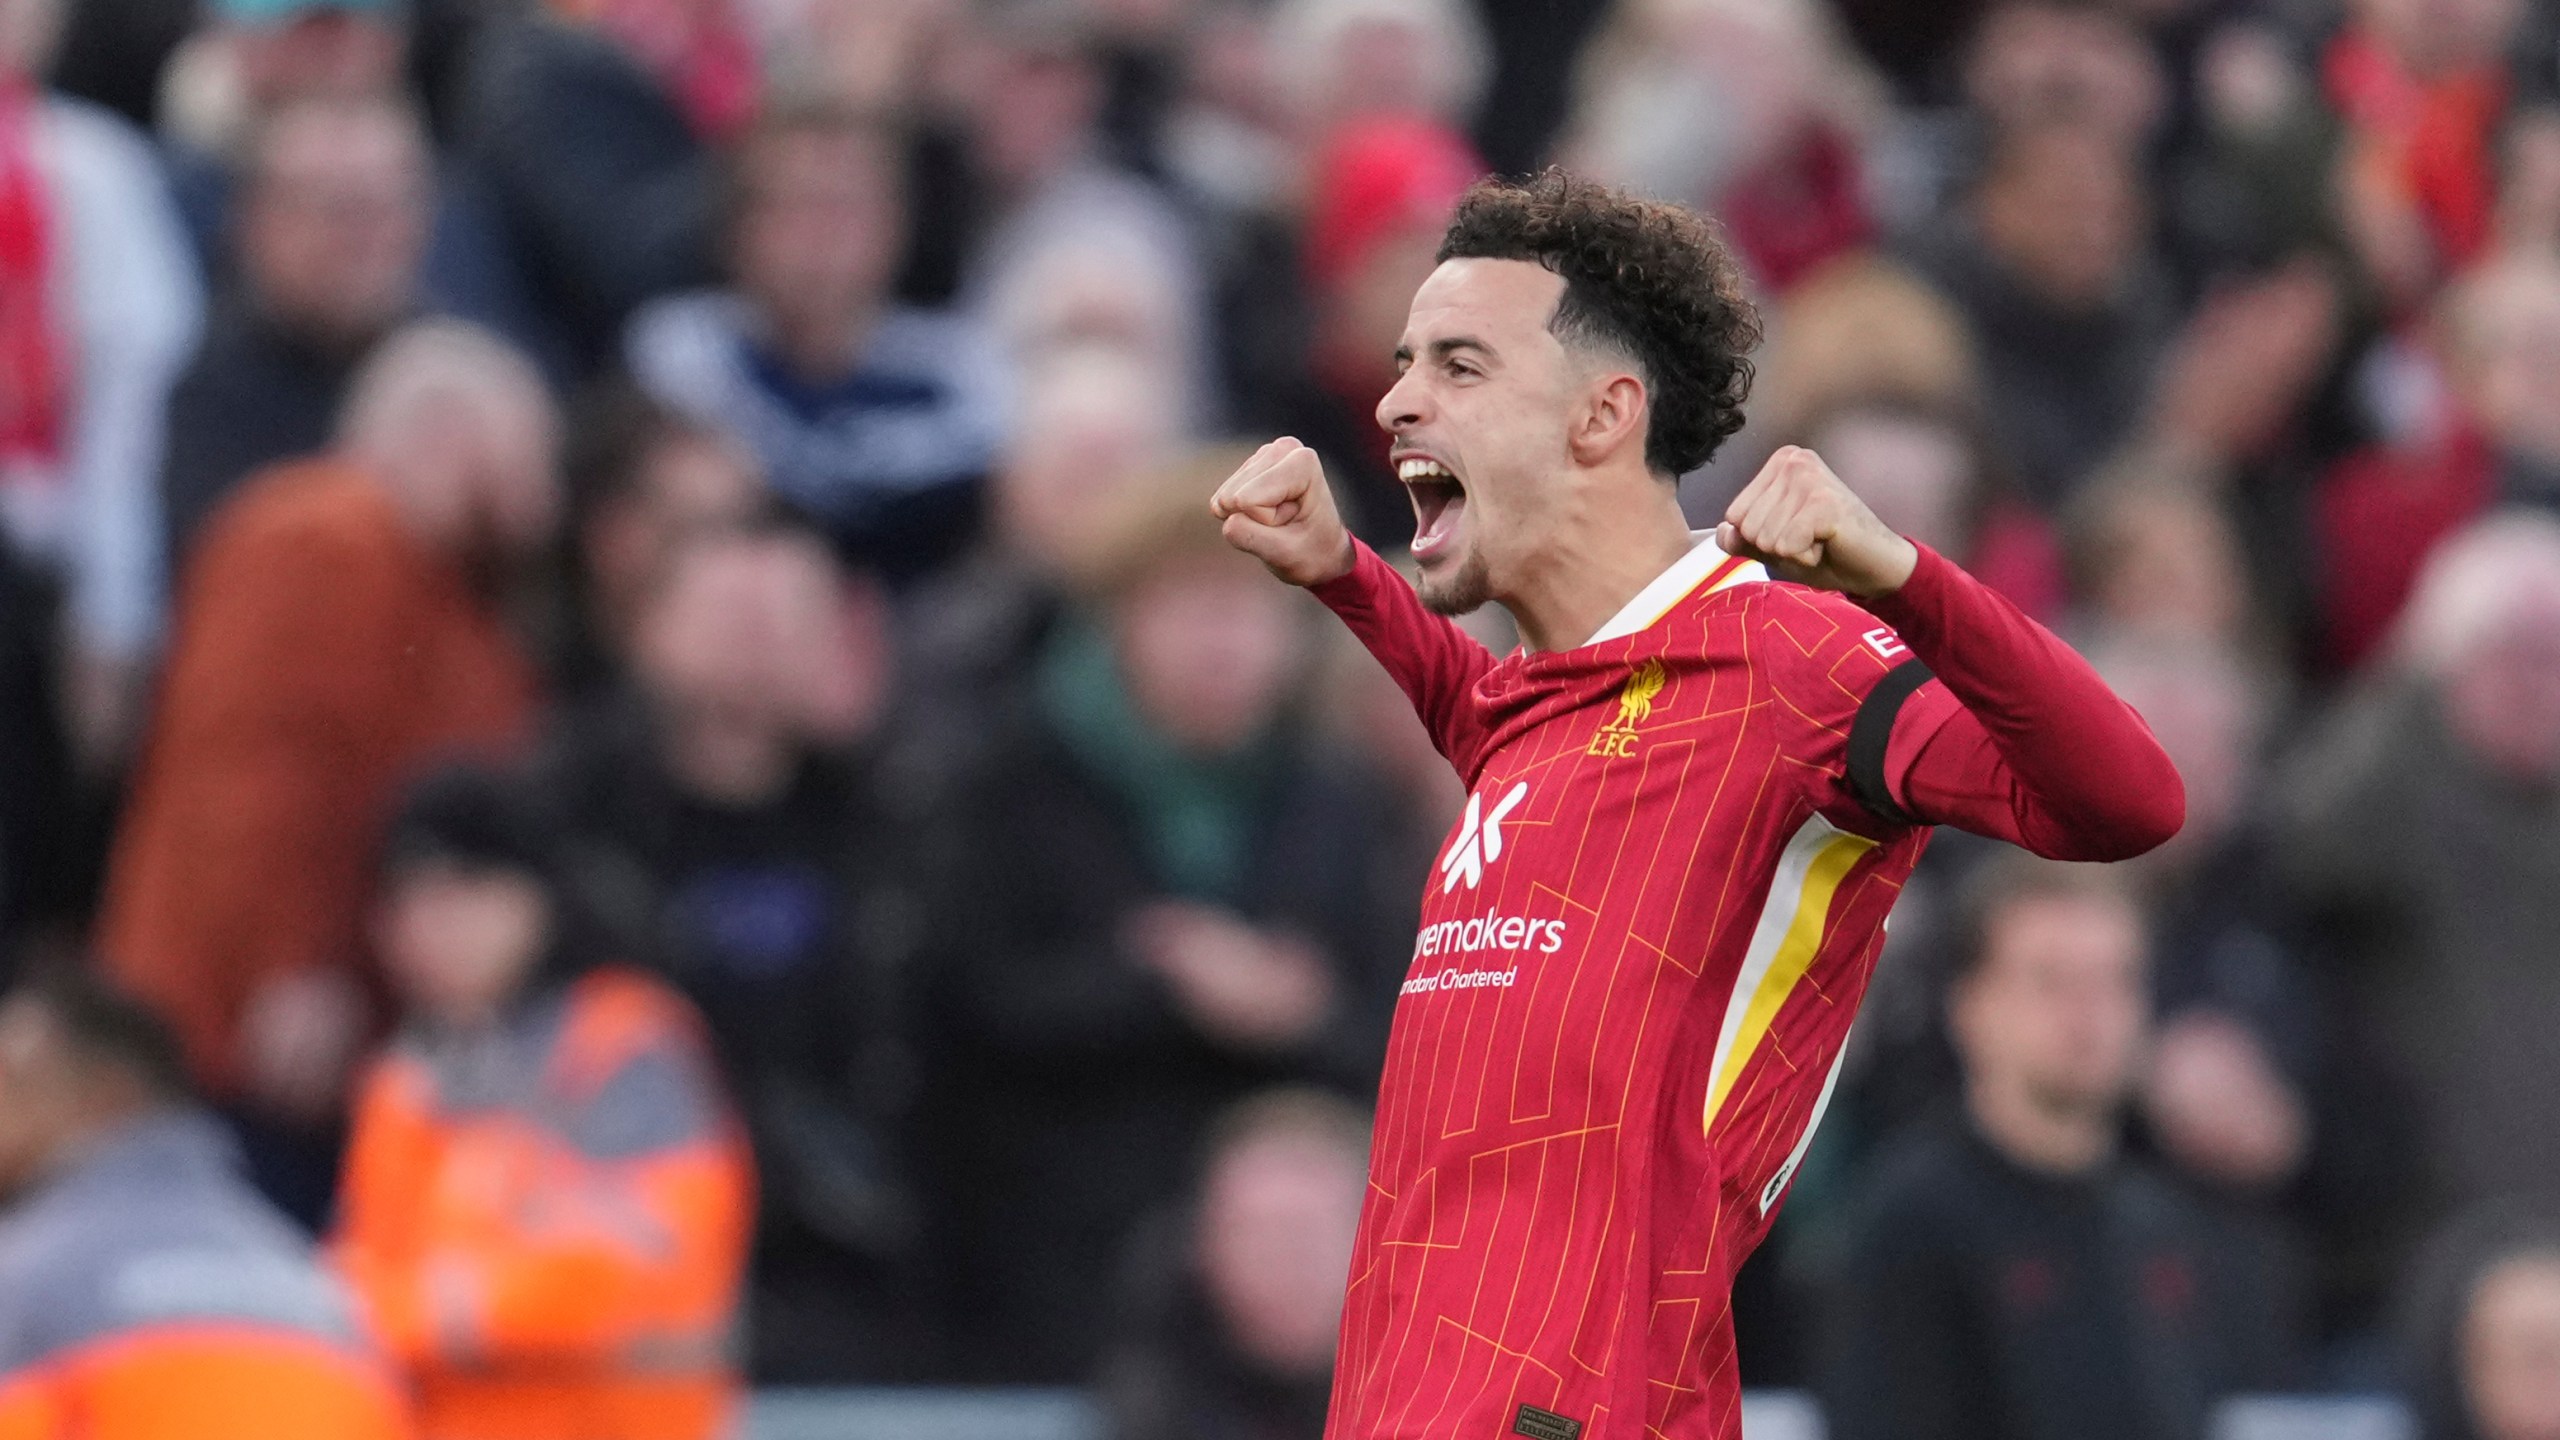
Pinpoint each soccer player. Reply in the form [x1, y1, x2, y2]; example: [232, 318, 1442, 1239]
[1211, 171, 2184, 1439]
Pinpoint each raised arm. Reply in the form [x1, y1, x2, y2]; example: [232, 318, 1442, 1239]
[1722, 447, 2182, 861]
[1864, 546, 2184, 860]
[1214, 438, 1495, 770]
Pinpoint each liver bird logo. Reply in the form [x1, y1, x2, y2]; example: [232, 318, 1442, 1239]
[1615, 659, 1667, 729]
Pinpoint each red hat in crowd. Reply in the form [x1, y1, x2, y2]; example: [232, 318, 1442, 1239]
[1302, 115, 1484, 292]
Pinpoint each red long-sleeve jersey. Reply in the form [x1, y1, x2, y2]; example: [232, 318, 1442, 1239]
[1309, 534, 2180, 1440]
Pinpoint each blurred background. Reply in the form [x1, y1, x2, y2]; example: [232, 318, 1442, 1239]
[0, 0, 2558, 1434]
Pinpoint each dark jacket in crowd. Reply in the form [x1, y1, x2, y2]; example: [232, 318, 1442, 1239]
[458, 16, 715, 375]
[1818, 1114, 2299, 1440]
[545, 696, 938, 1382]
[159, 301, 366, 563]
[2276, 681, 2560, 1212]
[1100, 1210, 1334, 1440]
[916, 634, 1410, 1383]
[1897, 218, 2178, 508]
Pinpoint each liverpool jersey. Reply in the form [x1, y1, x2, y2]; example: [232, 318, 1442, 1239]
[1309, 533, 1967, 1440]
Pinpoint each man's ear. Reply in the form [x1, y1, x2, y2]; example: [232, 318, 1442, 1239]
[1568, 371, 1650, 469]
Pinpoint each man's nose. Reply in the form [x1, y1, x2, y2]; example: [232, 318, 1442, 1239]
[1377, 370, 1426, 435]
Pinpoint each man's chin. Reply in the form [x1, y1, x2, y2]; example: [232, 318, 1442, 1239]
[1415, 552, 1491, 617]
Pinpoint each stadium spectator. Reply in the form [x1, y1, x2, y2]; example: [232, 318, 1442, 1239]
[1960, 0, 2167, 154]
[155, 0, 405, 249]
[161, 93, 432, 558]
[1101, 1088, 1369, 1440]
[897, 351, 1181, 792]
[554, 383, 767, 701]
[1899, 120, 2178, 508]
[0, 969, 412, 1439]
[100, 321, 554, 1223]
[1561, 0, 1883, 292]
[0, 0, 202, 770]
[2279, 512, 2560, 1215]
[949, 0, 1210, 426]
[455, 0, 747, 373]
[1267, 0, 1487, 141]
[2065, 470, 2261, 652]
[153, 0, 547, 367]
[2317, 254, 2560, 671]
[1817, 858, 2299, 1440]
[1797, 392, 2066, 620]
[332, 766, 753, 1440]
[916, 457, 1407, 1382]
[549, 525, 936, 1380]
[627, 99, 1010, 583]
[2404, 1207, 2560, 1440]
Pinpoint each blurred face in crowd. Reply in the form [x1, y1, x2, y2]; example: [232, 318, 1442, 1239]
[446, 387, 564, 573]
[377, 859, 553, 1030]
[732, 121, 904, 373]
[2078, 484, 2252, 645]
[1376, 258, 1598, 615]
[239, 98, 431, 350]
[583, 427, 764, 636]
[1196, 1121, 1368, 1375]
[2465, 1253, 2560, 1440]
[961, 32, 1101, 190]
[232, 8, 405, 108]
[639, 532, 887, 762]
[1951, 886, 2150, 1136]
[996, 362, 1178, 574]
[2094, 639, 2261, 862]
[1965, 1, 2164, 145]
[1808, 406, 1976, 559]
[1975, 126, 2148, 313]
[2442, 582, 2560, 784]
[2451, 261, 2560, 466]
[1114, 550, 1304, 753]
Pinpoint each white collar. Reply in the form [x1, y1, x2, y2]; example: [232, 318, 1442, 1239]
[1580, 530, 1765, 648]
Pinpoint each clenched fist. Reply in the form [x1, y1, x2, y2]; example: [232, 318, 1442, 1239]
[1716, 446, 1920, 598]
[1211, 437, 1355, 588]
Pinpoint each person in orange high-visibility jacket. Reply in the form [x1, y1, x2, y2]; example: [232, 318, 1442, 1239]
[331, 766, 755, 1440]
[0, 970, 414, 1440]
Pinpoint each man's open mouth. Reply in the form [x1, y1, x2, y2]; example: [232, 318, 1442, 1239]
[1400, 455, 1466, 560]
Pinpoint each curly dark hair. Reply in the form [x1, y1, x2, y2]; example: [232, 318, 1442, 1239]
[1438, 169, 1762, 477]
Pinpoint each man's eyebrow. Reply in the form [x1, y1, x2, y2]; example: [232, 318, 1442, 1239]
[1393, 336, 1497, 367]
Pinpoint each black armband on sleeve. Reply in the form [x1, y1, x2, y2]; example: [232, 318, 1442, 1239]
[1848, 658, 1936, 827]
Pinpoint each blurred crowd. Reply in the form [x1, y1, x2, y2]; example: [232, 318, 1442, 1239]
[1, 0, 2559, 1433]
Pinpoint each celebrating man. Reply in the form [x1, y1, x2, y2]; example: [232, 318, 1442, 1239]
[1213, 170, 2182, 1439]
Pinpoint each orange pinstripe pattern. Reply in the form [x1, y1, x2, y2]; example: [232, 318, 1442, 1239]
[1328, 575, 1932, 1440]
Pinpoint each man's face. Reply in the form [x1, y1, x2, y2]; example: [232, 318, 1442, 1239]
[1375, 258, 1585, 616]
[376, 861, 552, 1029]
[240, 106, 430, 346]
[1195, 1129, 1367, 1376]
[1116, 553, 1303, 753]
[1953, 891, 2150, 1121]
[733, 130, 903, 345]
[1975, 127, 2146, 313]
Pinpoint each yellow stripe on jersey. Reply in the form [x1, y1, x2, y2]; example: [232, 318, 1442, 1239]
[1705, 558, 1767, 596]
[1704, 815, 1876, 1131]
